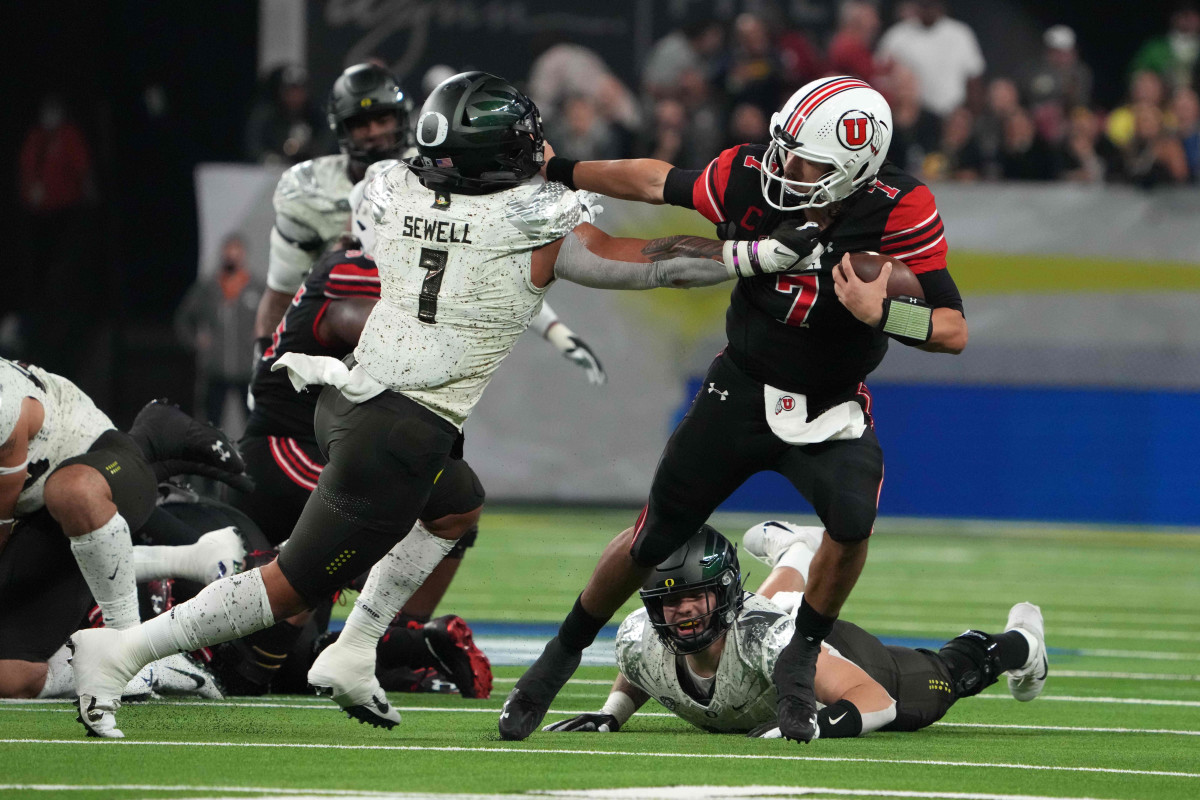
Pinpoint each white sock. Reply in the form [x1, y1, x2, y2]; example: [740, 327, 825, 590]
[339, 523, 455, 655]
[68, 513, 140, 630]
[134, 541, 212, 584]
[776, 541, 817, 584]
[126, 568, 275, 667]
[35, 644, 76, 698]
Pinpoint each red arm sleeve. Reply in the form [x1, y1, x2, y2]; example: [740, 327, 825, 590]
[323, 261, 381, 299]
[878, 185, 948, 275]
[691, 146, 742, 225]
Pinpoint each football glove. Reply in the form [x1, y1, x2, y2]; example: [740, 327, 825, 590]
[546, 323, 606, 386]
[722, 221, 826, 279]
[746, 719, 820, 739]
[542, 712, 621, 733]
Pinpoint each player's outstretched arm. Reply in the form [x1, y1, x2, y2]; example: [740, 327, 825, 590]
[544, 155, 673, 205]
[542, 672, 649, 733]
[531, 222, 824, 291]
[254, 288, 295, 340]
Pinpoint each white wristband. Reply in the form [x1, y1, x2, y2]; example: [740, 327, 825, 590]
[600, 690, 638, 727]
[545, 321, 578, 354]
[0, 459, 29, 476]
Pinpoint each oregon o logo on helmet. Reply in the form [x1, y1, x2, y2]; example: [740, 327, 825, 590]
[416, 111, 449, 147]
[664, 578, 675, 588]
[837, 110, 874, 150]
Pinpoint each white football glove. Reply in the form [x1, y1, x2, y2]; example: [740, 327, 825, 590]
[722, 221, 826, 279]
[546, 323, 606, 386]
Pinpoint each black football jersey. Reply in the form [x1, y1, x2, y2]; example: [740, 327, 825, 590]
[244, 248, 380, 441]
[664, 143, 959, 406]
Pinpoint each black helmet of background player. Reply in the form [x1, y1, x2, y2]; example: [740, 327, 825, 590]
[327, 62, 414, 166]
[639, 525, 744, 655]
[408, 71, 544, 194]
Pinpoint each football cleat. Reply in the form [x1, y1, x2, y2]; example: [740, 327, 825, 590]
[68, 628, 140, 739]
[772, 634, 822, 743]
[1006, 602, 1048, 702]
[121, 663, 156, 703]
[151, 652, 224, 698]
[743, 521, 824, 567]
[308, 637, 401, 729]
[423, 615, 493, 699]
[378, 666, 458, 694]
[191, 527, 246, 583]
[498, 636, 581, 741]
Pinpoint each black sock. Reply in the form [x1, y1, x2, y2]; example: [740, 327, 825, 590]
[993, 630, 1031, 672]
[557, 595, 609, 651]
[377, 625, 434, 669]
[794, 597, 836, 644]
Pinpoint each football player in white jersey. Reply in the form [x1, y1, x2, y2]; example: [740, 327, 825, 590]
[254, 63, 415, 340]
[67, 71, 827, 738]
[257, 64, 604, 385]
[0, 360, 248, 699]
[543, 523, 1048, 738]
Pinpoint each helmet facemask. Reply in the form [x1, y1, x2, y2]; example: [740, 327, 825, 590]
[640, 568, 743, 655]
[339, 107, 409, 166]
[758, 109, 887, 212]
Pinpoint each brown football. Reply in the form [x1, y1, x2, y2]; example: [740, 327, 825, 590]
[841, 252, 924, 300]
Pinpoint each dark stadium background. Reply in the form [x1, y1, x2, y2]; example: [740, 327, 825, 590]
[0, 0, 1174, 422]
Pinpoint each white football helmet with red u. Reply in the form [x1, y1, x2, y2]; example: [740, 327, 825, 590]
[759, 76, 893, 211]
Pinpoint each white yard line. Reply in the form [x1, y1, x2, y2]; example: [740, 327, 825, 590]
[0, 783, 1136, 800]
[1054, 670, 1200, 681]
[0, 739, 1196, 780]
[851, 621, 1200, 643]
[972, 694, 1200, 708]
[934, 722, 1200, 736]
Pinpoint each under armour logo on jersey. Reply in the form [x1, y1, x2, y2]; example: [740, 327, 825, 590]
[210, 441, 232, 462]
[707, 383, 728, 400]
[775, 396, 795, 415]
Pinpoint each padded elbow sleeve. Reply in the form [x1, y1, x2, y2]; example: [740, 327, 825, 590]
[268, 227, 317, 293]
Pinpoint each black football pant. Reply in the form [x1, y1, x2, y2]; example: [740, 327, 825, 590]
[276, 386, 483, 606]
[825, 619, 958, 731]
[630, 352, 884, 567]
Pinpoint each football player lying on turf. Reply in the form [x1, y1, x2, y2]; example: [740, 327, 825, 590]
[544, 522, 1047, 737]
[0, 361, 251, 699]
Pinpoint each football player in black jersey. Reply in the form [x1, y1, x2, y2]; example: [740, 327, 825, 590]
[501, 77, 968, 743]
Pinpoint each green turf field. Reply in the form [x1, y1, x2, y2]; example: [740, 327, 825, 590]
[2, 508, 1198, 800]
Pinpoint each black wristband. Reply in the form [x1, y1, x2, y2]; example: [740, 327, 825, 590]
[546, 157, 579, 190]
[817, 699, 863, 738]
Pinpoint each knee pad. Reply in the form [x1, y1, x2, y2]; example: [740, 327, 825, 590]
[446, 524, 478, 559]
[937, 630, 1003, 698]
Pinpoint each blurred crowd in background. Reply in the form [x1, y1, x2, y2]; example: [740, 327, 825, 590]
[5, 0, 1200, 424]
[239, 0, 1200, 187]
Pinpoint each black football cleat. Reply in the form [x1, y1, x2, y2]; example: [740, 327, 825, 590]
[498, 636, 581, 741]
[423, 615, 493, 699]
[773, 634, 822, 743]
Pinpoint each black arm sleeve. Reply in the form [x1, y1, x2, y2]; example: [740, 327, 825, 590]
[916, 268, 965, 315]
[662, 167, 702, 209]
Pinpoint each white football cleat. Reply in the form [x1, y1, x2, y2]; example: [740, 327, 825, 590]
[69, 628, 140, 738]
[1006, 602, 1047, 702]
[743, 521, 824, 567]
[150, 653, 224, 698]
[121, 662, 156, 702]
[192, 527, 246, 583]
[308, 637, 400, 729]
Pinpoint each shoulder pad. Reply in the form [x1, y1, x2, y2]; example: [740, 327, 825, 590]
[274, 155, 354, 216]
[504, 181, 586, 243]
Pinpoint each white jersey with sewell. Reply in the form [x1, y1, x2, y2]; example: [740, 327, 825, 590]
[615, 593, 799, 733]
[353, 165, 588, 427]
[0, 359, 114, 517]
[268, 154, 357, 294]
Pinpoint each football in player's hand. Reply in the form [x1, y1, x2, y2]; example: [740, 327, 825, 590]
[840, 252, 923, 299]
